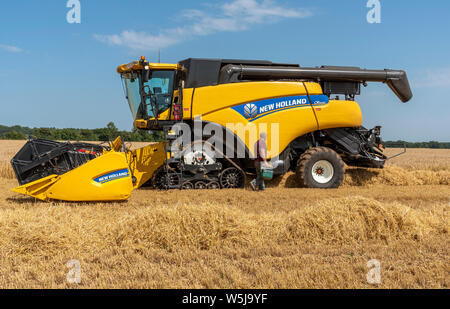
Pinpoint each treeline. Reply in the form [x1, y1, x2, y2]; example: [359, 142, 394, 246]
[383, 141, 450, 149]
[0, 122, 163, 142]
[0, 124, 448, 148]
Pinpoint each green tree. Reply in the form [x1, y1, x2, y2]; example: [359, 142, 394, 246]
[79, 129, 97, 141]
[2, 130, 26, 140]
[59, 128, 82, 141]
[34, 127, 58, 140]
[106, 122, 119, 141]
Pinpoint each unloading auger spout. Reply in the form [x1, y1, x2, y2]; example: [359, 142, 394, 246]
[219, 65, 413, 103]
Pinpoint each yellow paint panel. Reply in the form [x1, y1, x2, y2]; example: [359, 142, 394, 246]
[47, 152, 133, 201]
[148, 63, 181, 70]
[134, 119, 148, 129]
[192, 82, 309, 117]
[203, 105, 318, 159]
[182, 88, 194, 119]
[158, 108, 171, 121]
[116, 61, 180, 74]
[12, 175, 60, 201]
[304, 82, 324, 95]
[126, 142, 166, 188]
[196, 81, 319, 158]
[315, 100, 363, 130]
[12, 152, 134, 202]
[116, 61, 142, 74]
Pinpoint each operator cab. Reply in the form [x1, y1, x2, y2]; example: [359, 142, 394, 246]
[117, 57, 183, 130]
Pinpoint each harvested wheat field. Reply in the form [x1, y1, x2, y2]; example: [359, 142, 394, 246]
[0, 140, 448, 289]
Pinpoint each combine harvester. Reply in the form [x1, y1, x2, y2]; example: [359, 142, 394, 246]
[11, 57, 412, 201]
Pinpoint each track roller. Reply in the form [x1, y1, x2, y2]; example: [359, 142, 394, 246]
[152, 167, 180, 190]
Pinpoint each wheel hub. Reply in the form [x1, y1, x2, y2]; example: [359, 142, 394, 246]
[311, 160, 334, 184]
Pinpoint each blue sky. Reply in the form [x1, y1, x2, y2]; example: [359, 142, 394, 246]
[0, 0, 449, 141]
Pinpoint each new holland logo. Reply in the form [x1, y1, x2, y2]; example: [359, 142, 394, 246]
[232, 95, 329, 122]
[94, 169, 129, 184]
[243, 103, 258, 119]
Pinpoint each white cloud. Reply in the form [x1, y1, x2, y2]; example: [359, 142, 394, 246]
[94, 31, 181, 51]
[222, 0, 311, 22]
[0, 44, 23, 53]
[415, 68, 450, 88]
[94, 0, 312, 51]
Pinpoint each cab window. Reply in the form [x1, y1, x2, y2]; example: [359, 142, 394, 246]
[144, 70, 175, 115]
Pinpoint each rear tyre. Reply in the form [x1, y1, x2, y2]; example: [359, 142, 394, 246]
[296, 147, 345, 189]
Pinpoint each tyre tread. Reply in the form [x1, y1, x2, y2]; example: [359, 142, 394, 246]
[296, 146, 345, 188]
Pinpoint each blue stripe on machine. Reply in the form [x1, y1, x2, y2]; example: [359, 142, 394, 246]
[231, 95, 329, 121]
[94, 168, 130, 184]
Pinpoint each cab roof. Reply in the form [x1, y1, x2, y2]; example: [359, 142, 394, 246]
[117, 57, 300, 88]
[117, 61, 181, 74]
[178, 58, 299, 88]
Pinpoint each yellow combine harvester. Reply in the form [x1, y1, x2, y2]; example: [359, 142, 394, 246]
[11, 57, 412, 201]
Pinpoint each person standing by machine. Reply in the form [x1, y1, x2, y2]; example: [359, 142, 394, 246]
[251, 132, 270, 191]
